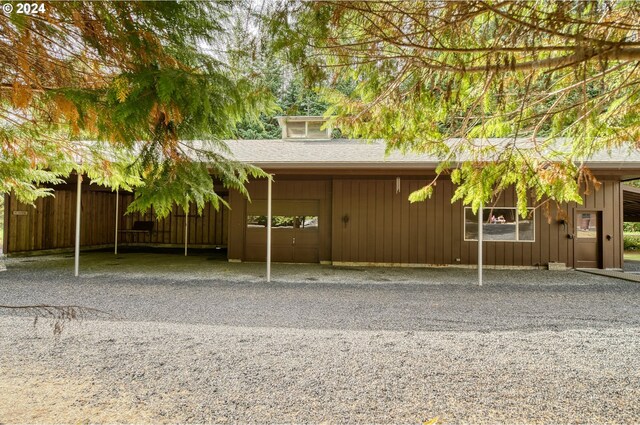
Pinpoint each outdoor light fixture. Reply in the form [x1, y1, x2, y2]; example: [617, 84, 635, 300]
[557, 218, 568, 231]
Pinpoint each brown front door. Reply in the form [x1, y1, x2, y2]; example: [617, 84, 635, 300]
[245, 200, 319, 263]
[574, 211, 602, 268]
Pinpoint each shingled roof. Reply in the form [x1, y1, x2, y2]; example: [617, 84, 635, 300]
[225, 139, 437, 169]
[224, 138, 640, 171]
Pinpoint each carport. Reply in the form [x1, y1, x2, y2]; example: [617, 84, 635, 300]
[623, 184, 640, 222]
[2, 175, 230, 275]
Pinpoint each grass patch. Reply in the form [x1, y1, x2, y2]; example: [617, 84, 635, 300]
[625, 251, 640, 261]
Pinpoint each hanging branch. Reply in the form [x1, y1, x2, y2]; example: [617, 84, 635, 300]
[0, 304, 112, 335]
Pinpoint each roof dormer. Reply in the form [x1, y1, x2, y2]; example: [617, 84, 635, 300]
[276, 116, 331, 140]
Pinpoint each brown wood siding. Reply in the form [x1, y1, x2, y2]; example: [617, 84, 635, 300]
[331, 177, 622, 269]
[227, 189, 247, 261]
[6, 188, 117, 253]
[116, 194, 228, 247]
[227, 178, 332, 262]
[5, 173, 623, 269]
[619, 183, 625, 268]
[333, 177, 463, 265]
[574, 180, 621, 269]
[6, 187, 228, 253]
[2, 193, 9, 253]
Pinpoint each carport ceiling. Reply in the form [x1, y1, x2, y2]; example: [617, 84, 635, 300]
[623, 184, 640, 222]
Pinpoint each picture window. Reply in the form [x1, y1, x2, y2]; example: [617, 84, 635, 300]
[464, 207, 534, 242]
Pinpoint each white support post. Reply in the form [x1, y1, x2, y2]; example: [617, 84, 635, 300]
[114, 189, 119, 255]
[267, 177, 272, 283]
[184, 211, 188, 256]
[478, 201, 483, 286]
[74, 173, 82, 277]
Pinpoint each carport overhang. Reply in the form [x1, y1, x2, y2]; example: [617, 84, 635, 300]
[623, 183, 640, 222]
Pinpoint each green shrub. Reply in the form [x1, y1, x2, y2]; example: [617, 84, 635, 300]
[624, 222, 640, 232]
[624, 235, 640, 250]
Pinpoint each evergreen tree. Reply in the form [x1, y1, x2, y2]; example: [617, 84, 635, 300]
[229, 4, 339, 140]
[271, 1, 640, 216]
[0, 1, 274, 216]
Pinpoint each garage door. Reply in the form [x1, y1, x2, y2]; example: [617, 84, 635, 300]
[245, 200, 319, 263]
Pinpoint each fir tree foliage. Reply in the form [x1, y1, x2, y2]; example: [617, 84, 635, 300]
[271, 1, 640, 216]
[1, 1, 273, 217]
[234, 61, 332, 139]
[228, 3, 342, 140]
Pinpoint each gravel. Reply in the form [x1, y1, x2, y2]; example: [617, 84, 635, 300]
[1, 251, 640, 423]
[624, 259, 640, 272]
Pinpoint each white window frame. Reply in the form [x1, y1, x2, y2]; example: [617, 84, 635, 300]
[284, 120, 330, 139]
[286, 121, 308, 139]
[463, 207, 535, 242]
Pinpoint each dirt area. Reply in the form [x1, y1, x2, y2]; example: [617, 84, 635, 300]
[0, 364, 156, 423]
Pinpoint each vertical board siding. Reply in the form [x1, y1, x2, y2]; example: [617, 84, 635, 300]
[7, 188, 116, 252]
[451, 185, 462, 265]
[441, 180, 452, 265]
[383, 180, 394, 262]
[618, 184, 624, 268]
[416, 181, 427, 263]
[331, 177, 622, 268]
[7, 188, 228, 253]
[227, 189, 247, 260]
[367, 182, 377, 262]
[117, 195, 228, 247]
[230, 178, 332, 262]
[333, 177, 467, 265]
[374, 181, 384, 262]
[6, 176, 623, 269]
[426, 182, 436, 263]
[399, 181, 410, 263]
[359, 181, 367, 261]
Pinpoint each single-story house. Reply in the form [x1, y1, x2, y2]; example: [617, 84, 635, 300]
[3, 116, 640, 270]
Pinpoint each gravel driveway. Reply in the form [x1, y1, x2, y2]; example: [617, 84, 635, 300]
[1, 252, 639, 423]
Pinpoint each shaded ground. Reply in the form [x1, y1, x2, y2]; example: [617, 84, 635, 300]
[1, 251, 639, 423]
[624, 251, 640, 272]
[1, 251, 639, 332]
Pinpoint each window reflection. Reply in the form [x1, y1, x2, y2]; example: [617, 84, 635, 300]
[464, 207, 535, 242]
[307, 122, 326, 139]
[247, 215, 318, 229]
[286, 122, 306, 138]
[518, 209, 535, 241]
[576, 212, 597, 238]
[484, 208, 517, 240]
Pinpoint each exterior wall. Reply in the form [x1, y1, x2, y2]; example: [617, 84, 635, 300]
[330, 177, 623, 269]
[572, 179, 623, 269]
[332, 177, 455, 265]
[5, 184, 228, 254]
[227, 178, 332, 262]
[5, 187, 116, 253]
[118, 193, 228, 248]
[4, 172, 624, 269]
[227, 188, 247, 261]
